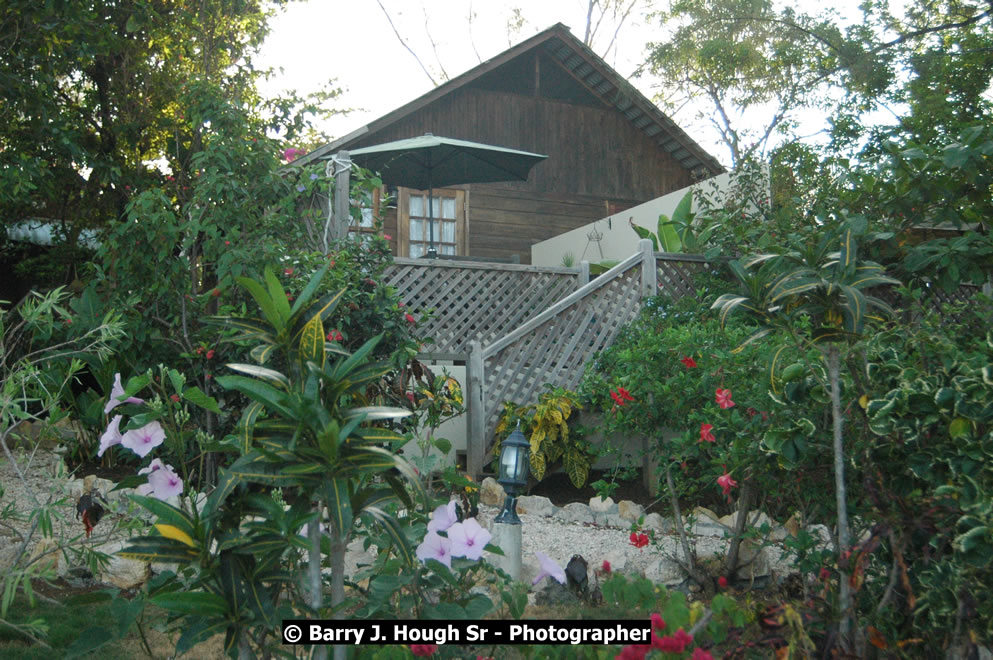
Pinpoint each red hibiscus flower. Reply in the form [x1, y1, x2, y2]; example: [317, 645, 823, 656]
[699, 423, 715, 443]
[610, 387, 634, 406]
[717, 466, 738, 496]
[680, 356, 697, 368]
[602, 560, 612, 573]
[629, 532, 650, 549]
[326, 329, 343, 342]
[283, 267, 294, 276]
[718, 576, 729, 588]
[206, 349, 215, 360]
[650, 612, 665, 631]
[405, 313, 416, 324]
[410, 644, 438, 657]
[691, 649, 715, 660]
[715, 388, 735, 409]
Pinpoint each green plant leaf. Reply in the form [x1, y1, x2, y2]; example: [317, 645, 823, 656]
[182, 386, 222, 413]
[151, 591, 229, 617]
[326, 478, 353, 537]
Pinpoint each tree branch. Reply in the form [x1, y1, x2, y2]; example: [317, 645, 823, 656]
[375, 0, 437, 86]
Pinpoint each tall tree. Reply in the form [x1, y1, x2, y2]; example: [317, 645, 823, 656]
[644, 0, 993, 166]
[0, 0, 335, 283]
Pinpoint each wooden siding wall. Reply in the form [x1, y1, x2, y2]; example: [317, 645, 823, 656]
[347, 85, 697, 262]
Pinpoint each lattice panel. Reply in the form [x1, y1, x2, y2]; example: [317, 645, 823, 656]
[383, 260, 579, 355]
[480, 261, 644, 450]
[655, 254, 724, 300]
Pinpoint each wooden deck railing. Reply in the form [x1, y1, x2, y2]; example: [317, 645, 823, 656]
[383, 258, 583, 360]
[465, 240, 658, 476]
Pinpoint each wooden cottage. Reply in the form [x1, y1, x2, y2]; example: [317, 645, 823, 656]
[298, 23, 723, 264]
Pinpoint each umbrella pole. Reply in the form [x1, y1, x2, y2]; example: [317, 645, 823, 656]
[427, 183, 437, 258]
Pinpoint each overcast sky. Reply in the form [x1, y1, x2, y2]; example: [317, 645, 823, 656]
[256, 1, 663, 140]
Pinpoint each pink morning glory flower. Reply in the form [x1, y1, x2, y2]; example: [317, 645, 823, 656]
[104, 373, 144, 414]
[415, 531, 452, 569]
[427, 500, 458, 533]
[121, 421, 166, 458]
[533, 551, 566, 586]
[136, 459, 165, 496]
[448, 518, 492, 561]
[147, 463, 183, 500]
[97, 415, 123, 457]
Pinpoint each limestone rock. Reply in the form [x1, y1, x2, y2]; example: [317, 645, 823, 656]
[479, 478, 506, 507]
[100, 544, 151, 590]
[783, 512, 801, 538]
[557, 502, 594, 524]
[807, 524, 832, 547]
[600, 549, 627, 574]
[28, 538, 60, 575]
[517, 495, 556, 517]
[593, 512, 628, 528]
[589, 497, 618, 514]
[734, 540, 772, 579]
[643, 558, 686, 586]
[643, 513, 669, 531]
[617, 500, 645, 522]
[692, 506, 720, 523]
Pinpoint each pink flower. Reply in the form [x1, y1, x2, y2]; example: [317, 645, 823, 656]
[136, 458, 166, 496]
[283, 267, 294, 276]
[405, 313, 416, 324]
[383, 234, 392, 240]
[427, 500, 458, 533]
[97, 415, 123, 457]
[326, 329, 343, 342]
[448, 518, 491, 561]
[699, 423, 715, 443]
[283, 147, 305, 162]
[650, 613, 665, 631]
[410, 644, 438, 657]
[206, 349, 215, 359]
[616, 644, 649, 660]
[121, 421, 166, 458]
[717, 467, 738, 496]
[147, 463, 184, 500]
[680, 356, 697, 368]
[415, 531, 452, 569]
[654, 628, 693, 653]
[533, 551, 566, 585]
[691, 649, 714, 660]
[104, 373, 144, 414]
[715, 388, 735, 409]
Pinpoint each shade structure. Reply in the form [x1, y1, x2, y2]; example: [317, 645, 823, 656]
[338, 134, 548, 256]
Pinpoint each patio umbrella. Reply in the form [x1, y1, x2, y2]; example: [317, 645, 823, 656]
[340, 134, 548, 257]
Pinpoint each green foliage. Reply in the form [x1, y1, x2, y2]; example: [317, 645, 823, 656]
[629, 191, 718, 256]
[494, 387, 593, 488]
[857, 316, 993, 648]
[119, 268, 425, 657]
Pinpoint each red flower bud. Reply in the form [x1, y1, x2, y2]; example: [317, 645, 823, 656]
[170, 394, 181, 403]
[206, 349, 215, 359]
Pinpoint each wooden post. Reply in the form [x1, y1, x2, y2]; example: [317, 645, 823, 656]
[642, 436, 659, 497]
[639, 238, 656, 299]
[467, 340, 485, 479]
[332, 150, 350, 242]
[578, 261, 590, 288]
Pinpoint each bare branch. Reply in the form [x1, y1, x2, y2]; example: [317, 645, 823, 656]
[467, 0, 483, 64]
[375, 0, 438, 86]
[422, 8, 449, 82]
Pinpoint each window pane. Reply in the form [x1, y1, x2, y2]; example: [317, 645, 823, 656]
[410, 243, 425, 258]
[442, 198, 456, 219]
[409, 195, 423, 217]
[441, 244, 455, 255]
[360, 208, 374, 228]
[410, 218, 423, 241]
[441, 221, 455, 243]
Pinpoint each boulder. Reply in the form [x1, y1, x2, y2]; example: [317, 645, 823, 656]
[479, 478, 506, 507]
[692, 506, 721, 523]
[643, 513, 670, 531]
[28, 538, 61, 575]
[101, 553, 151, 590]
[600, 549, 628, 574]
[807, 524, 832, 547]
[589, 497, 618, 514]
[617, 500, 645, 522]
[517, 495, 556, 517]
[734, 540, 772, 579]
[643, 558, 686, 586]
[557, 502, 594, 524]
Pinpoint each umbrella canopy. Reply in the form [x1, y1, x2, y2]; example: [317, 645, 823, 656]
[334, 134, 547, 257]
[344, 134, 547, 190]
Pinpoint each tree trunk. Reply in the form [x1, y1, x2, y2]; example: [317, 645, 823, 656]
[828, 344, 853, 648]
[330, 518, 348, 660]
[308, 505, 328, 660]
[665, 464, 706, 584]
[724, 480, 753, 576]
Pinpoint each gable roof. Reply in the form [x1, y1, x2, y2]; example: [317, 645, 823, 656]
[297, 23, 724, 178]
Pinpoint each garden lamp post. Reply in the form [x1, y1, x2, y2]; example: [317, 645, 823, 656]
[495, 423, 529, 524]
[491, 423, 529, 580]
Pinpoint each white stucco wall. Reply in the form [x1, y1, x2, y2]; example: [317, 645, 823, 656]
[531, 168, 768, 267]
